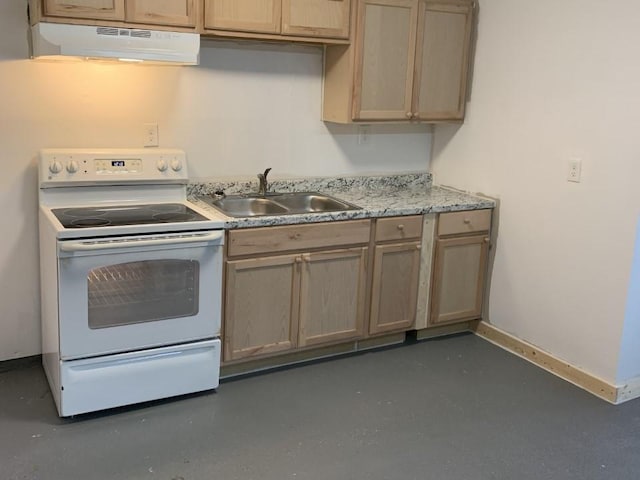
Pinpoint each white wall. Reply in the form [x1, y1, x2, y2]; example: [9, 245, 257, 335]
[431, 0, 640, 383]
[0, 1, 431, 361]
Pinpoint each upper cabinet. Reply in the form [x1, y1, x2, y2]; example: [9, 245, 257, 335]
[30, 0, 352, 44]
[282, 0, 351, 39]
[126, 0, 197, 28]
[355, 0, 418, 121]
[203, 0, 282, 34]
[414, 1, 474, 119]
[203, 0, 351, 43]
[42, 0, 126, 21]
[32, 0, 199, 29]
[323, 0, 475, 123]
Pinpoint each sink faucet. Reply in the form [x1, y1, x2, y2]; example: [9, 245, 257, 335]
[257, 167, 272, 196]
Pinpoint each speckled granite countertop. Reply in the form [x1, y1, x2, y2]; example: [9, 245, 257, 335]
[187, 173, 495, 229]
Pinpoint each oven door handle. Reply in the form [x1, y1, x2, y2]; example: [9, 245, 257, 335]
[59, 231, 224, 253]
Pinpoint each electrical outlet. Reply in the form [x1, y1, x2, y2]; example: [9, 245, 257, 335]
[358, 125, 370, 145]
[567, 157, 582, 183]
[144, 123, 159, 147]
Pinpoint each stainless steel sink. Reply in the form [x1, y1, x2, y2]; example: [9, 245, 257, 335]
[209, 196, 288, 217]
[269, 193, 360, 213]
[201, 192, 361, 217]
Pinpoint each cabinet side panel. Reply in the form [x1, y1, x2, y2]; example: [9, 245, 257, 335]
[28, 0, 44, 25]
[415, 213, 435, 329]
[323, 44, 355, 123]
[322, 0, 358, 123]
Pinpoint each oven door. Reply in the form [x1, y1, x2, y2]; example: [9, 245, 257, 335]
[57, 230, 224, 360]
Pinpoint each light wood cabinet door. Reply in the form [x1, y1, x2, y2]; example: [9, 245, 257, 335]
[413, 0, 474, 121]
[43, 0, 125, 20]
[282, 0, 351, 39]
[369, 242, 421, 334]
[204, 0, 282, 34]
[352, 0, 418, 121]
[323, 0, 475, 123]
[126, 0, 197, 27]
[298, 248, 367, 347]
[224, 255, 300, 361]
[430, 234, 489, 325]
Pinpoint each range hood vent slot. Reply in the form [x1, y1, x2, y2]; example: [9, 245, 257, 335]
[96, 27, 119, 36]
[130, 30, 152, 39]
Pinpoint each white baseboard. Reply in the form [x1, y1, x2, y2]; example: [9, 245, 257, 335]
[473, 321, 619, 404]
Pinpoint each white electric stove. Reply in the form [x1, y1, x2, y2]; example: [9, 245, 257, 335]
[38, 148, 225, 417]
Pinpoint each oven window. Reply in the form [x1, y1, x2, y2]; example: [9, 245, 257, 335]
[87, 260, 199, 329]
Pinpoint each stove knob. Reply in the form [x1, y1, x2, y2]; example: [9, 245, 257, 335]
[156, 159, 168, 172]
[49, 160, 63, 174]
[66, 160, 79, 173]
[170, 159, 183, 172]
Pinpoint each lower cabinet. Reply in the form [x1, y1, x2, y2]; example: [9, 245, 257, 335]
[298, 248, 368, 347]
[223, 220, 371, 362]
[225, 254, 300, 361]
[428, 209, 492, 326]
[369, 216, 422, 335]
[222, 209, 493, 365]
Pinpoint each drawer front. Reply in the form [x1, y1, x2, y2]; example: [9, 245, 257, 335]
[438, 209, 491, 236]
[375, 215, 423, 242]
[228, 219, 371, 257]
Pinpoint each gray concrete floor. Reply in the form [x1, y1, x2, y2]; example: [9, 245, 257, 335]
[1, 333, 639, 480]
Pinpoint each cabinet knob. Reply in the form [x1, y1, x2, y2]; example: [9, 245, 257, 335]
[416, 245, 421, 250]
[295, 257, 302, 263]
[484, 237, 490, 243]
[397, 224, 405, 230]
[406, 112, 412, 118]
[463, 218, 471, 224]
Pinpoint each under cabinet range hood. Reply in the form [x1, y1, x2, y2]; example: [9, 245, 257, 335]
[30, 23, 200, 65]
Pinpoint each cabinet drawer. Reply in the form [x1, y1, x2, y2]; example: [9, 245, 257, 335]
[375, 215, 422, 242]
[228, 219, 371, 257]
[438, 209, 491, 236]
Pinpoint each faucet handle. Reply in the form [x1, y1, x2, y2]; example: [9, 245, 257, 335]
[263, 167, 272, 179]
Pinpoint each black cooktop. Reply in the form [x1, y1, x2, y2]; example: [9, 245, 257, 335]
[52, 203, 209, 228]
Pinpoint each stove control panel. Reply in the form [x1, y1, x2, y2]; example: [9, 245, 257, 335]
[95, 158, 143, 174]
[39, 149, 189, 187]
